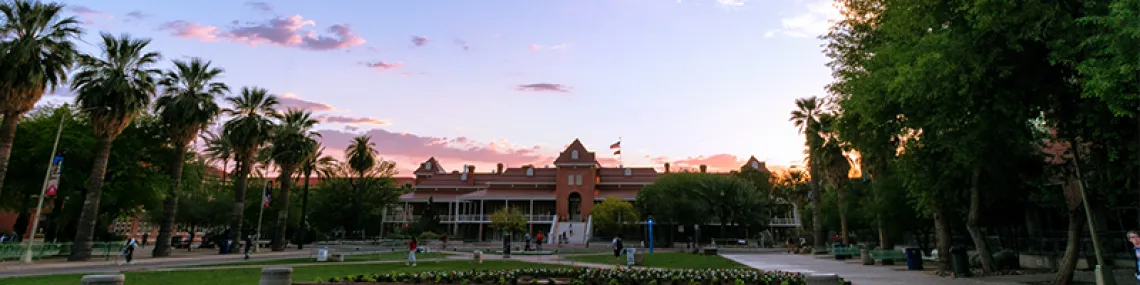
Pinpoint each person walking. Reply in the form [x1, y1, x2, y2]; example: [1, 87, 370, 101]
[612, 236, 624, 266]
[122, 236, 139, 264]
[525, 232, 532, 251]
[406, 237, 418, 267]
[142, 232, 149, 247]
[535, 232, 544, 251]
[441, 235, 449, 250]
[1128, 230, 1139, 285]
[243, 235, 253, 260]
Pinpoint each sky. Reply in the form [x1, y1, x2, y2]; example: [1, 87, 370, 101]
[37, 0, 842, 175]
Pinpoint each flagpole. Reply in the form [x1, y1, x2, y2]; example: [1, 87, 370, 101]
[255, 181, 269, 253]
[22, 111, 67, 263]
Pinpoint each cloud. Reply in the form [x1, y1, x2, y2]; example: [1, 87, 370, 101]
[68, 5, 112, 24]
[517, 83, 571, 93]
[46, 86, 78, 98]
[316, 115, 389, 125]
[278, 93, 340, 111]
[159, 20, 222, 41]
[765, 0, 841, 38]
[159, 15, 366, 51]
[362, 61, 404, 70]
[316, 128, 554, 173]
[528, 43, 568, 51]
[715, 0, 748, 8]
[344, 125, 359, 132]
[651, 154, 751, 171]
[411, 36, 429, 47]
[245, 1, 273, 13]
[124, 11, 151, 22]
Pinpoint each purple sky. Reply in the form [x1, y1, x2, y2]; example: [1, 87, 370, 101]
[40, 0, 841, 174]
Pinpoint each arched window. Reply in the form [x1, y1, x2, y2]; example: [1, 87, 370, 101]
[624, 168, 632, 176]
[751, 161, 759, 169]
[571, 150, 579, 160]
[526, 168, 534, 176]
[425, 161, 433, 169]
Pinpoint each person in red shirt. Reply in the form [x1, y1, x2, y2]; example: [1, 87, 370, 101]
[406, 237, 418, 267]
[536, 232, 544, 251]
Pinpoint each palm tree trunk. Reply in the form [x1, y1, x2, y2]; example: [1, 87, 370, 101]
[69, 135, 115, 261]
[295, 170, 312, 249]
[965, 168, 997, 273]
[272, 167, 295, 251]
[228, 155, 251, 249]
[153, 144, 189, 257]
[837, 184, 849, 245]
[1052, 204, 1085, 285]
[811, 182, 824, 248]
[219, 160, 228, 192]
[0, 110, 22, 199]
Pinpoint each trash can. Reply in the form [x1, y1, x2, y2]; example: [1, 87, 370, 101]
[316, 246, 329, 262]
[861, 248, 873, 265]
[950, 247, 970, 276]
[833, 244, 847, 260]
[904, 248, 924, 270]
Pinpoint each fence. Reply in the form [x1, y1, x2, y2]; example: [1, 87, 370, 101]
[0, 242, 122, 261]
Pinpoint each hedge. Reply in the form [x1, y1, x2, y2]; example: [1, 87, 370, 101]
[309, 267, 848, 285]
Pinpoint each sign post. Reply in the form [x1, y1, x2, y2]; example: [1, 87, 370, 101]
[647, 218, 654, 253]
[22, 114, 66, 263]
[255, 181, 272, 253]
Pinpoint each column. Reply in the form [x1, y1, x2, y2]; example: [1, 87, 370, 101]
[454, 200, 460, 235]
[478, 199, 486, 242]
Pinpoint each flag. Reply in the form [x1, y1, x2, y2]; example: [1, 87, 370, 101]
[609, 141, 621, 149]
[262, 186, 272, 209]
[613, 150, 621, 155]
[45, 155, 64, 196]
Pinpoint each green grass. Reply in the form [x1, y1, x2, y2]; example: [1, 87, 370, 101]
[565, 252, 749, 269]
[181, 251, 450, 267]
[0, 260, 568, 285]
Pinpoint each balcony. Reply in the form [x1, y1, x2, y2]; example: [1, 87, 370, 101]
[384, 214, 555, 223]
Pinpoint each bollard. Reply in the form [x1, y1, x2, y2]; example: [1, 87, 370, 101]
[805, 273, 840, 285]
[81, 274, 124, 285]
[259, 267, 293, 285]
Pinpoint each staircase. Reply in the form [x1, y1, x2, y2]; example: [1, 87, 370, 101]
[552, 219, 589, 245]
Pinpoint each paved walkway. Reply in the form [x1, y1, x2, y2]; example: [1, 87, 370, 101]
[722, 254, 1023, 285]
[0, 247, 311, 278]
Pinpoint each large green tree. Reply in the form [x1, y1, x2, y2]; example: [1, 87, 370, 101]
[268, 109, 319, 251]
[0, 0, 81, 198]
[307, 159, 401, 239]
[151, 57, 228, 257]
[69, 33, 161, 261]
[591, 196, 639, 238]
[294, 143, 334, 249]
[221, 87, 278, 244]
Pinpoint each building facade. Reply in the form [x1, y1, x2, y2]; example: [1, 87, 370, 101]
[383, 139, 801, 243]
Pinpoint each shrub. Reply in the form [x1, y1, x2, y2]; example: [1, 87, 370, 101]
[320, 268, 812, 285]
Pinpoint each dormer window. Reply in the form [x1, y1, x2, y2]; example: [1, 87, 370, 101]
[460, 173, 467, 180]
[526, 168, 534, 176]
[425, 161, 432, 170]
[624, 168, 632, 176]
[571, 150, 579, 160]
[751, 161, 759, 169]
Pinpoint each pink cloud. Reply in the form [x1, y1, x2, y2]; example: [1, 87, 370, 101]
[316, 115, 389, 125]
[316, 128, 555, 173]
[517, 83, 571, 93]
[160, 21, 222, 41]
[159, 15, 365, 51]
[68, 5, 111, 24]
[412, 36, 429, 47]
[278, 93, 339, 111]
[654, 154, 751, 171]
[362, 61, 404, 70]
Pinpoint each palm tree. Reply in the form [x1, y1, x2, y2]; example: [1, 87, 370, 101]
[789, 96, 826, 248]
[201, 129, 233, 189]
[222, 87, 279, 245]
[816, 113, 853, 244]
[346, 135, 378, 179]
[267, 109, 319, 251]
[0, 0, 81, 198]
[68, 33, 161, 261]
[295, 143, 335, 249]
[151, 58, 228, 257]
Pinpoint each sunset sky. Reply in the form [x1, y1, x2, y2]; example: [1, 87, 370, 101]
[38, 0, 841, 174]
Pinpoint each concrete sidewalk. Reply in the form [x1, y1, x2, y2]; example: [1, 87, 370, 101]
[0, 247, 311, 278]
[723, 254, 1023, 285]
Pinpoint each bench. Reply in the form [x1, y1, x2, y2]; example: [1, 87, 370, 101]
[869, 250, 904, 265]
[333, 253, 347, 262]
[832, 247, 860, 256]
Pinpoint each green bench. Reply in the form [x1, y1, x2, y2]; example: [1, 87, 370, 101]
[832, 247, 860, 256]
[869, 250, 904, 265]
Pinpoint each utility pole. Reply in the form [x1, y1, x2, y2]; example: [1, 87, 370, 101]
[21, 112, 66, 263]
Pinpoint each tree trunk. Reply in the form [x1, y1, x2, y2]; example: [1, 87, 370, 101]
[295, 170, 312, 249]
[229, 155, 251, 248]
[69, 135, 115, 261]
[219, 160, 228, 192]
[1052, 205, 1085, 285]
[837, 184, 849, 244]
[811, 181, 824, 248]
[965, 168, 997, 273]
[272, 167, 294, 251]
[0, 110, 22, 199]
[933, 204, 953, 272]
[877, 217, 890, 250]
[153, 144, 189, 257]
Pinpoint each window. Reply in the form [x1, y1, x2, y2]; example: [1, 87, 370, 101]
[571, 150, 579, 160]
[568, 175, 575, 185]
[526, 168, 534, 176]
[575, 175, 583, 185]
[425, 162, 432, 169]
[751, 161, 759, 169]
[624, 168, 632, 176]
[461, 173, 467, 180]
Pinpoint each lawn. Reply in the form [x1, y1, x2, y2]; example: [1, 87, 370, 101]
[1, 260, 568, 285]
[564, 252, 748, 269]
[182, 251, 451, 267]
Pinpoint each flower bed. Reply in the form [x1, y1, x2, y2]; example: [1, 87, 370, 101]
[300, 267, 841, 285]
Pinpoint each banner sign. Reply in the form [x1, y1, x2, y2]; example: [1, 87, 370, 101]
[45, 155, 64, 196]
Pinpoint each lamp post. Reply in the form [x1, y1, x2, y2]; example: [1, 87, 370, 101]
[20, 112, 66, 263]
[647, 218, 654, 253]
[255, 180, 272, 253]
